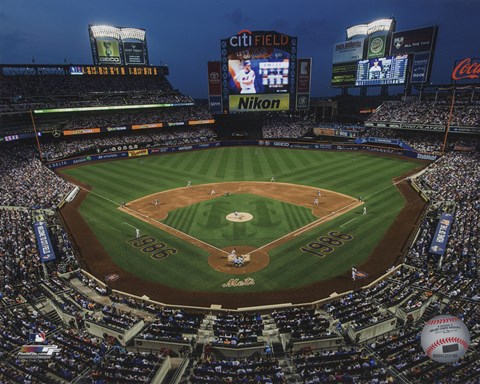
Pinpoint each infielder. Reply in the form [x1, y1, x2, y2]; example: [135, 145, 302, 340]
[317, 190, 321, 197]
[154, 199, 160, 206]
[210, 189, 216, 195]
[313, 197, 319, 206]
[270, 176, 276, 182]
[187, 180, 191, 187]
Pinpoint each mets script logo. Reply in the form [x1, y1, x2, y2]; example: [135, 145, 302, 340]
[105, 274, 119, 282]
[222, 278, 255, 288]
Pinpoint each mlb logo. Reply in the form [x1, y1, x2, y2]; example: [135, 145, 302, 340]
[394, 37, 404, 49]
[29, 332, 46, 343]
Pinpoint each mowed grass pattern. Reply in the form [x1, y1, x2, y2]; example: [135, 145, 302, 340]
[163, 194, 317, 248]
[61, 147, 423, 292]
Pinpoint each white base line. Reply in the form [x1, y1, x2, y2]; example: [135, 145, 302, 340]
[122, 222, 138, 230]
[340, 218, 357, 228]
[123, 207, 229, 255]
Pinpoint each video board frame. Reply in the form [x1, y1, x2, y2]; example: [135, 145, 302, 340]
[355, 55, 409, 86]
[221, 30, 297, 113]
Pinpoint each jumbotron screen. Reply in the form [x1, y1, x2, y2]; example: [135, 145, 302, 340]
[221, 30, 297, 113]
[228, 53, 290, 95]
[355, 55, 408, 86]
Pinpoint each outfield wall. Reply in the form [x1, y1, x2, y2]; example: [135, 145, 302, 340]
[46, 140, 438, 169]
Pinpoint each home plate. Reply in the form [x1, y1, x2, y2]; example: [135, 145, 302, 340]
[226, 212, 253, 222]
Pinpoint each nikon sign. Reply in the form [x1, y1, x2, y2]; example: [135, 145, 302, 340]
[229, 94, 290, 112]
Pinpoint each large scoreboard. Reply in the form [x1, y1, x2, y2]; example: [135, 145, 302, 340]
[221, 30, 297, 113]
[330, 20, 438, 88]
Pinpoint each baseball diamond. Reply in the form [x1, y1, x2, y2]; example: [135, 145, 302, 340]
[60, 147, 426, 308]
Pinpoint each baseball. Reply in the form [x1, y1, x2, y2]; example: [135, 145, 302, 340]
[421, 315, 470, 363]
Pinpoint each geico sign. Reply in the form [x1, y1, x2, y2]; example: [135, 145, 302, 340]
[99, 57, 121, 63]
[273, 142, 290, 147]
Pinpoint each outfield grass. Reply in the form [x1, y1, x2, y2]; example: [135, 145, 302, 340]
[162, 193, 317, 248]
[61, 147, 422, 292]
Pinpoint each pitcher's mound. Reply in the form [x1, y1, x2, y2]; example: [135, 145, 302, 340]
[226, 212, 253, 222]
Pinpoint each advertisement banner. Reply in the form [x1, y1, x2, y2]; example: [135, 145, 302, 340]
[314, 128, 335, 136]
[33, 221, 56, 263]
[296, 94, 310, 111]
[128, 149, 148, 157]
[403, 151, 439, 161]
[229, 94, 290, 112]
[188, 119, 215, 125]
[106, 126, 127, 132]
[452, 58, 480, 82]
[297, 58, 312, 93]
[366, 137, 400, 145]
[123, 41, 146, 65]
[132, 123, 163, 130]
[367, 33, 388, 59]
[429, 213, 454, 255]
[331, 62, 357, 87]
[209, 96, 222, 113]
[96, 38, 121, 65]
[391, 26, 437, 55]
[208, 61, 222, 96]
[332, 38, 365, 64]
[63, 128, 101, 136]
[410, 52, 431, 84]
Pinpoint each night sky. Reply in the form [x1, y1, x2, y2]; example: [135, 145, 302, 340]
[1, 0, 478, 98]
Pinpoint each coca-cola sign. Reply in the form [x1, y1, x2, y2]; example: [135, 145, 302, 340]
[452, 58, 480, 81]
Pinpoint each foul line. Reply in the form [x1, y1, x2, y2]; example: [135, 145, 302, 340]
[253, 200, 361, 253]
[340, 218, 357, 228]
[73, 184, 229, 255]
[122, 222, 138, 230]
[121, 206, 229, 255]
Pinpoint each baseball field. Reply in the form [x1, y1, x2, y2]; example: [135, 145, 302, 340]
[59, 146, 426, 308]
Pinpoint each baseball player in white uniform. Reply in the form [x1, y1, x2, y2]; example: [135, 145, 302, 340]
[235, 60, 256, 94]
[313, 197, 319, 206]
